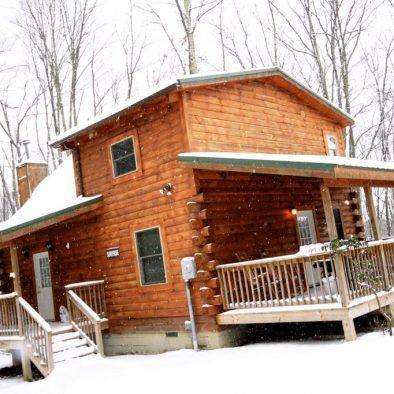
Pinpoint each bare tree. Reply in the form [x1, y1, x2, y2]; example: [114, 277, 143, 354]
[59, 0, 98, 127]
[120, 2, 148, 99]
[0, 82, 39, 214]
[146, 0, 223, 74]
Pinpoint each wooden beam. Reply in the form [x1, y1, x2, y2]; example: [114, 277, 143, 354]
[10, 243, 21, 295]
[364, 186, 381, 240]
[320, 185, 338, 240]
[320, 185, 351, 307]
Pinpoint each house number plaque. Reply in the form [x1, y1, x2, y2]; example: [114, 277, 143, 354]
[106, 247, 120, 259]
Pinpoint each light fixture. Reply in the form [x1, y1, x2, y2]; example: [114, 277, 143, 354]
[160, 183, 173, 196]
[46, 240, 54, 251]
[289, 207, 298, 216]
[21, 247, 29, 258]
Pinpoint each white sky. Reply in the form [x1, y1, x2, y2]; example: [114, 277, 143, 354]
[0, 0, 393, 160]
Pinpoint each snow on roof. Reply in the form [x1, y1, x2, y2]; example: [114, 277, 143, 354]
[0, 155, 101, 234]
[178, 152, 394, 172]
[49, 67, 353, 148]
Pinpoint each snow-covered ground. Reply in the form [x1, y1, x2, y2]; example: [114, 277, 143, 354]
[1, 332, 392, 394]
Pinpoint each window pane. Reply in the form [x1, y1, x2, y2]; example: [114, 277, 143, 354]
[114, 154, 136, 177]
[111, 137, 137, 177]
[141, 255, 166, 284]
[136, 228, 162, 257]
[111, 138, 134, 159]
[39, 257, 52, 288]
[136, 228, 166, 285]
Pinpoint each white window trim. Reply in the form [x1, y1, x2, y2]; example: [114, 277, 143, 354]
[134, 225, 168, 287]
[110, 135, 138, 179]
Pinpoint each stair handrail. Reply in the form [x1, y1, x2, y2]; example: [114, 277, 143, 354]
[65, 279, 105, 290]
[17, 296, 54, 376]
[65, 279, 107, 319]
[66, 289, 105, 356]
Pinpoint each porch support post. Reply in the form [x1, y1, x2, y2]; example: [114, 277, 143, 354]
[320, 185, 357, 339]
[364, 186, 390, 288]
[10, 242, 21, 295]
[364, 186, 381, 240]
[320, 185, 350, 304]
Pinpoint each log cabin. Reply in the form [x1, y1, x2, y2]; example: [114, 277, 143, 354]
[1, 67, 394, 379]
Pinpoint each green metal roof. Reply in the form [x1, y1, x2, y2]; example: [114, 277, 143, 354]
[178, 152, 394, 174]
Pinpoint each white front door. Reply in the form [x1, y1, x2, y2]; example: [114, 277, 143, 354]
[296, 210, 320, 287]
[33, 252, 55, 321]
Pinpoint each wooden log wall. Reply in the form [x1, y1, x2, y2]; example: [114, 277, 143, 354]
[191, 170, 358, 312]
[0, 248, 12, 294]
[183, 78, 347, 157]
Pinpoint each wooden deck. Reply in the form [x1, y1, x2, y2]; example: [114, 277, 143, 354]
[216, 239, 394, 340]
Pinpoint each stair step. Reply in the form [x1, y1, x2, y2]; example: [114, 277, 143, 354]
[52, 331, 80, 343]
[51, 324, 73, 335]
[53, 338, 88, 353]
[54, 345, 96, 363]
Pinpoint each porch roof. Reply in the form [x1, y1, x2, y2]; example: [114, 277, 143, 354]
[178, 152, 394, 187]
[0, 155, 103, 242]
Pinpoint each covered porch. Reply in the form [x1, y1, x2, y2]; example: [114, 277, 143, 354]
[0, 190, 107, 379]
[179, 152, 394, 340]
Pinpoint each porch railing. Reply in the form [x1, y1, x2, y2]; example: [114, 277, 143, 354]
[0, 292, 19, 337]
[65, 280, 107, 319]
[217, 239, 394, 310]
[65, 280, 107, 355]
[18, 297, 54, 376]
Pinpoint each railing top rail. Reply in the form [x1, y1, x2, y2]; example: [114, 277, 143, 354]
[18, 297, 52, 333]
[0, 292, 18, 300]
[65, 279, 104, 290]
[217, 238, 394, 270]
[67, 290, 101, 323]
[217, 250, 332, 270]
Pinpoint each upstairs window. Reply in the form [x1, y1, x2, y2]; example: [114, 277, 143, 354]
[110, 136, 137, 177]
[327, 135, 338, 156]
[135, 227, 166, 285]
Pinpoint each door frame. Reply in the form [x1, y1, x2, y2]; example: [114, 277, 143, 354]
[33, 251, 55, 321]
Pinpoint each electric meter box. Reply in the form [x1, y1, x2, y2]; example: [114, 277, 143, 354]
[181, 257, 197, 281]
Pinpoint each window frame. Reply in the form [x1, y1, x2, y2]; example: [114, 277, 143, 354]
[110, 135, 138, 178]
[132, 224, 169, 288]
[107, 131, 142, 184]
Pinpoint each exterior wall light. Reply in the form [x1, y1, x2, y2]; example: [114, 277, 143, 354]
[46, 240, 54, 251]
[21, 247, 29, 258]
[290, 207, 298, 216]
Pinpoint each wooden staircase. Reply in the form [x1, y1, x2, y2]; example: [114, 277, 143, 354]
[0, 280, 107, 380]
[52, 324, 96, 364]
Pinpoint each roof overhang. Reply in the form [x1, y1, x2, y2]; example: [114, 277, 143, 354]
[0, 195, 103, 243]
[179, 152, 394, 188]
[49, 67, 353, 148]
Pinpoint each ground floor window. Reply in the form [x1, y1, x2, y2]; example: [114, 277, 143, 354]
[135, 227, 166, 285]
